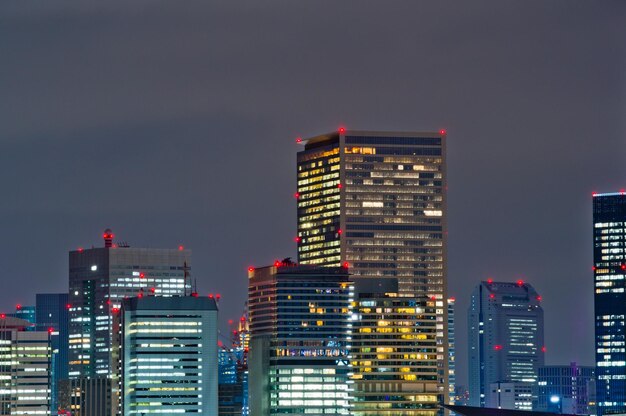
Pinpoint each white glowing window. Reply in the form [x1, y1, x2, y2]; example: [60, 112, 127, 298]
[91, 265, 98, 271]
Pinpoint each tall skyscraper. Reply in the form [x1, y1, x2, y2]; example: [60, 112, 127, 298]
[593, 192, 626, 416]
[0, 316, 51, 415]
[36, 293, 69, 415]
[468, 280, 544, 408]
[120, 295, 218, 415]
[296, 128, 449, 406]
[537, 363, 595, 415]
[351, 278, 441, 416]
[68, 229, 191, 379]
[248, 261, 353, 416]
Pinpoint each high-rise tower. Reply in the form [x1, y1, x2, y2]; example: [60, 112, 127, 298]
[467, 280, 544, 408]
[593, 191, 626, 416]
[68, 229, 191, 379]
[247, 261, 353, 416]
[296, 129, 448, 410]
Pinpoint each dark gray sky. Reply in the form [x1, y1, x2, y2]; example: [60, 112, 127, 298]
[1, 0, 625, 385]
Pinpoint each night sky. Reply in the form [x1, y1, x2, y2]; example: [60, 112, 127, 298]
[1, 0, 625, 386]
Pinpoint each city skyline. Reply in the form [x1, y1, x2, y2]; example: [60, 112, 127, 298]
[1, 0, 625, 395]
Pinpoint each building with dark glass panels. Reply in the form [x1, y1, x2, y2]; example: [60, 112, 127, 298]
[68, 229, 192, 414]
[248, 261, 353, 416]
[36, 293, 69, 415]
[593, 192, 626, 416]
[296, 129, 449, 406]
[468, 280, 544, 408]
[536, 363, 595, 415]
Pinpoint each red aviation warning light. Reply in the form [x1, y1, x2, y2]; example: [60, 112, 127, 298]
[66, 303, 71, 310]
[337, 229, 343, 235]
[178, 245, 184, 251]
[208, 294, 214, 299]
[112, 307, 120, 313]
[294, 236, 301, 243]
[216, 294, 221, 300]
[338, 127, 346, 134]
[274, 260, 282, 267]
[337, 183, 342, 189]
[248, 266, 255, 272]
[15, 304, 22, 311]
[536, 295, 542, 301]
[517, 279, 524, 286]
[343, 262, 349, 269]
[48, 327, 54, 334]
[494, 345, 503, 351]
[139, 273, 145, 279]
[489, 293, 495, 299]
[294, 192, 300, 199]
[487, 278, 493, 284]
[296, 137, 302, 144]
[440, 129, 446, 135]
[541, 346, 547, 353]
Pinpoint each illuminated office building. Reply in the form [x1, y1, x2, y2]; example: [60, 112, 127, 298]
[468, 280, 544, 407]
[68, 229, 191, 379]
[248, 261, 352, 416]
[8, 305, 36, 330]
[536, 363, 595, 415]
[296, 129, 449, 408]
[351, 278, 441, 416]
[121, 296, 218, 415]
[593, 192, 626, 416]
[0, 316, 51, 416]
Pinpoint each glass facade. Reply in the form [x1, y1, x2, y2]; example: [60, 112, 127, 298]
[0, 317, 51, 416]
[351, 279, 440, 416]
[593, 192, 626, 416]
[121, 296, 218, 415]
[68, 242, 192, 379]
[468, 281, 544, 408]
[36, 293, 69, 415]
[248, 263, 352, 416]
[537, 363, 595, 415]
[297, 130, 448, 413]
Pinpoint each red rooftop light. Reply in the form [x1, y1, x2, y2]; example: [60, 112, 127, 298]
[517, 279, 524, 286]
[139, 273, 145, 279]
[439, 129, 446, 135]
[240, 316, 246, 322]
[66, 304, 71, 310]
[294, 236, 301, 243]
[209, 294, 214, 299]
[15, 304, 22, 311]
[337, 229, 342, 235]
[592, 266, 597, 271]
[0, 314, 5, 319]
[489, 293, 495, 299]
[339, 127, 346, 133]
[541, 346, 547, 353]
[178, 245, 184, 251]
[343, 262, 349, 269]
[487, 278, 493, 284]
[48, 327, 54, 334]
[274, 260, 282, 267]
[191, 292, 199, 298]
[337, 183, 342, 189]
[494, 345, 503, 351]
[294, 192, 300, 199]
[78, 247, 84, 252]
[536, 295, 542, 301]
[228, 319, 234, 325]
[112, 307, 120, 313]
[296, 137, 302, 143]
[248, 266, 255, 272]
[216, 294, 221, 300]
